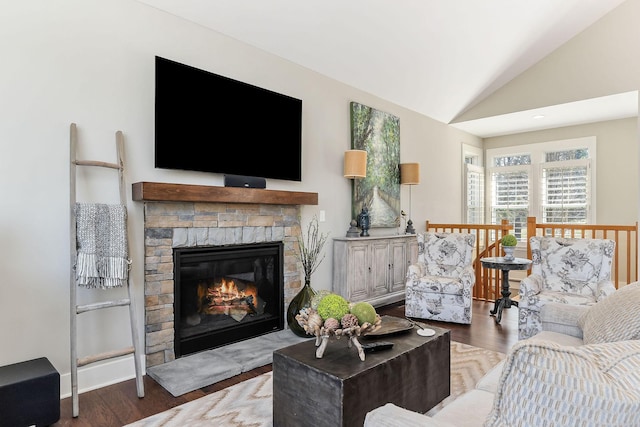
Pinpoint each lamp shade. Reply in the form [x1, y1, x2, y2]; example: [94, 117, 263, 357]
[344, 150, 367, 179]
[400, 163, 420, 185]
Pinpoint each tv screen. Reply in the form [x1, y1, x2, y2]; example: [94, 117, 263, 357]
[155, 56, 302, 182]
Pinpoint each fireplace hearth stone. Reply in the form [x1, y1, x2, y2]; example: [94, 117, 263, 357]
[146, 329, 310, 397]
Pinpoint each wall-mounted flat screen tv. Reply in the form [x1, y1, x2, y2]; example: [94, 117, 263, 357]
[154, 56, 302, 182]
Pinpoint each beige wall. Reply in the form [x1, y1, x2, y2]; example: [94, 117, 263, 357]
[0, 0, 480, 395]
[476, 0, 640, 284]
[2, 0, 637, 396]
[484, 118, 638, 224]
[454, 0, 640, 122]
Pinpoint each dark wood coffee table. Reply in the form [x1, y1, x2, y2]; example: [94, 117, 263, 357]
[272, 325, 450, 427]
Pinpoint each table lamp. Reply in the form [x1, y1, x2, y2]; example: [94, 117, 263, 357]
[344, 150, 367, 237]
[400, 163, 420, 234]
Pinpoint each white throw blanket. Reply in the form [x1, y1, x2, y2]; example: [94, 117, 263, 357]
[75, 203, 130, 289]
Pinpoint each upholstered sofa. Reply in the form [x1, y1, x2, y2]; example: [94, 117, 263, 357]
[365, 282, 640, 427]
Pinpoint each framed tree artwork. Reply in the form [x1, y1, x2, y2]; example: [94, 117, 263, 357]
[350, 101, 401, 228]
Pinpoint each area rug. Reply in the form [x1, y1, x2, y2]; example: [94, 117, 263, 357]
[125, 341, 505, 427]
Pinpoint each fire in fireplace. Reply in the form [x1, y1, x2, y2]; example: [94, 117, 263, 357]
[174, 242, 284, 357]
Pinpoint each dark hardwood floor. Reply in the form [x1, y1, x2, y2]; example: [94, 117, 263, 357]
[53, 299, 518, 426]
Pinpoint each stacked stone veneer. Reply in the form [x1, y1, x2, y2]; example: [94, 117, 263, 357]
[143, 201, 303, 368]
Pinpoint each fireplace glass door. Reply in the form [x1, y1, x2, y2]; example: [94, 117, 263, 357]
[174, 242, 284, 357]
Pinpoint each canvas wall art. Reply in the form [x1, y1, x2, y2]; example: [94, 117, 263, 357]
[350, 101, 401, 228]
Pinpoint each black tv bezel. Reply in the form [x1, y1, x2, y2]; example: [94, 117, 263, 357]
[154, 56, 303, 182]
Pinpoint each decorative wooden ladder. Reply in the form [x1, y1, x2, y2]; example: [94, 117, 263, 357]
[69, 123, 144, 417]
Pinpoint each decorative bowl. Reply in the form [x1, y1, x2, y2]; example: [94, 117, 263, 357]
[295, 307, 382, 361]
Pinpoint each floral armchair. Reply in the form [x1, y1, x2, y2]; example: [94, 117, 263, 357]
[405, 232, 476, 324]
[518, 236, 616, 339]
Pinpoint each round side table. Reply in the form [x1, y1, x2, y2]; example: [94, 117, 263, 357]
[480, 257, 532, 324]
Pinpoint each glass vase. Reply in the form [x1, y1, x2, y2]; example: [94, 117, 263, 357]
[287, 279, 317, 337]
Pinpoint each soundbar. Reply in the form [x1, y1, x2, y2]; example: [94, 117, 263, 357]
[224, 174, 267, 189]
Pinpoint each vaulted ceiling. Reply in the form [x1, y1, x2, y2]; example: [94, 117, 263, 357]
[137, 0, 637, 137]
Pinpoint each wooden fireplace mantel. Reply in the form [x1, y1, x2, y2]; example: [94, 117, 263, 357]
[131, 182, 318, 205]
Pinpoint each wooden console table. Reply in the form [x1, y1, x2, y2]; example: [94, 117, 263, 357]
[332, 235, 419, 307]
[272, 325, 450, 427]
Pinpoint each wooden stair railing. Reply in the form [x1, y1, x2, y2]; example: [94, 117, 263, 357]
[526, 216, 639, 288]
[426, 220, 513, 302]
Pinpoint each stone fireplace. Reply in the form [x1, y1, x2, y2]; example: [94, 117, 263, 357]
[133, 182, 318, 368]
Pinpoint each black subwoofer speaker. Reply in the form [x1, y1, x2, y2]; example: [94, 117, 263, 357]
[0, 357, 60, 427]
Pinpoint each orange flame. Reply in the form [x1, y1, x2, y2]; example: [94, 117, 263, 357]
[206, 278, 258, 303]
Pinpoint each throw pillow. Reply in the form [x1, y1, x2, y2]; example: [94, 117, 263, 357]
[578, 281, 640, 344]
[485, 340, 640, 427]
[538, 237, 613, 294]
[422, 232, 474, 276]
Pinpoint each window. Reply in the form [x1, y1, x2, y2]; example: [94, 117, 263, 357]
[486, 137, 595, 242]
[489, 153, 531, 239]
[540, 149, 590, 223]
[463, 144, 484, 224]
[465, 164, 485, 224]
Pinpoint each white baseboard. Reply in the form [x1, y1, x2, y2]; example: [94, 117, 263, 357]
[59, 355, 146, 399]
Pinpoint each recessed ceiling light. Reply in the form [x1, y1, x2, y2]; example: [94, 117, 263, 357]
[532, 114, 545, 119]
